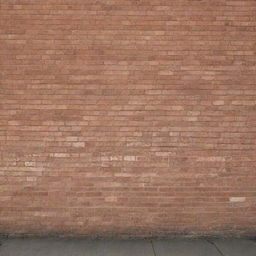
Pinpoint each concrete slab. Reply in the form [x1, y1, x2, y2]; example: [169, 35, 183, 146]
[212, 239, 256, 256]
[1, 238, 256, 256]
[100, 240, 155, 256]
[0, 238, 101, 256]
[153, 239, 223, 256]
[0, 238, 154, 256]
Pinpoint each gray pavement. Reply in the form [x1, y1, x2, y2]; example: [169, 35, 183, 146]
[0, 237, 256, 256]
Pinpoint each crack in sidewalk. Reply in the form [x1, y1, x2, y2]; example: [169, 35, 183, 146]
[206, 239, 225, 256]
[150, 240, 157, 256]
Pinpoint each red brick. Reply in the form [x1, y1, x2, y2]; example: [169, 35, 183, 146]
[0, 0, 256, 238]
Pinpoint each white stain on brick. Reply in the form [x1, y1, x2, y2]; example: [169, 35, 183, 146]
[25, 161, 35, 167]
[196, 157, 225, 162]
[52, 153, 69, 157]
[73, 142, 85, 147]
[26, 177, 37, 182]
[110, 156, 122, 161]
[124, 156, 136, 161]
[229, 197, 246, 203]
[101, 155, 122, 161]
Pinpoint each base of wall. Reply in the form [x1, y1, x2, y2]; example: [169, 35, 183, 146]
[1, 228, 256, 240]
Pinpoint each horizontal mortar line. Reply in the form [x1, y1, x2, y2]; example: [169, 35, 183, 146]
[2, 29, 256, 33]
[2, 16, 256, 20]
[1, 4, 255, 6]
[1, 10, 255, 14]
[1, 73, 256, 76]
[2, 187, 256, 192]
[1, 196, 253, 200]
[1, 196, 255, 200]
[1, 87, 255, 89]
[1, 90, 255, 93]
[2, 4, 255, 6]
[2, 45, 256, 49]
[2, 15, 256, 19]
[1, 90, 255, 92]
[1, 62, 256, 65]
[0, 103, 248, 106]
[2, 206, 251, 211]
[3, 140, 256, 143]
[2, 4, 256, 7]
[10, 63, 256, 68]
[1, 187, 255, 191]
[2, 9, 255, 13]
[3, 126, 256, 128]
[2, 51, 255, 54]
[2, 21, 256, 27]
[3, 147, 256, 150]
[1, 25, 256, 29]
[0, 97, 234, 100]
[4, 130, 256, 134]
[6, 23, 254, 26]
[16, 86, 253, 88]
[5, 131, 255, 134]
[1, 94, 255, 97]
[5, 142, 256, 145]
[1, 70, 256, 74]
[2, 120, 255, 125]
[3, 164, 256, 168]
[2, 29, 256, 32]
[4, 122, 256, 125]
[2, 157, 256, 160]
[1, 108, 255, 111]
[1, 185, 255, 189]
[2, 8, 256, 12]
[1, 80, 256, 83]
[4, 158, 256, 161]
[2, 39, 256, 42]
[2, 97, 255, 100]
[38, 43, 256, 46]
[4, 115, 255, 117]
[2, 159, 256, 162]
[2, 102, 256, 105]
[1, 69, 255, 71]
[1, 80, 255, 82]
[1, 84, 253, 87]
[3, 139, 256, 144]
[2, 128, 256, 131]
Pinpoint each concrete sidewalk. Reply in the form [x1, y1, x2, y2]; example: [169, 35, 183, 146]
[0, 237, 256, 256]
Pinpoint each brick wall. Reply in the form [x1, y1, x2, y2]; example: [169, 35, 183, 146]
[1, 0, 256, 237]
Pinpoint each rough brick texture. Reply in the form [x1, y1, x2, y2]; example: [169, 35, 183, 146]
[0, 0, 256, 237]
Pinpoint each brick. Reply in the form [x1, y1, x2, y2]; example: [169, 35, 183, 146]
[124, 156, 136, 161]
[213, 100, 225, 106]
[229, 197, 246, 203]
[0, 0, 255, 239]
[72, 142, 85, 147]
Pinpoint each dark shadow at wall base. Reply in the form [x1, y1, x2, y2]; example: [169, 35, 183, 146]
[1, 228, 256, 240]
